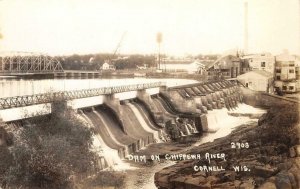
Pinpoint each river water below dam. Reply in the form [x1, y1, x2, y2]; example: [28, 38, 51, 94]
[121, 103, 265, 189]
[0, 78, 267, 189]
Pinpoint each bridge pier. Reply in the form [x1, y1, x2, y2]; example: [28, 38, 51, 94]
[94, 73, 100, 78]
[81, 73, 88, 79]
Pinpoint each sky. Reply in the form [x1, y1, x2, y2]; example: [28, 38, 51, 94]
[0, 0, 299, 56]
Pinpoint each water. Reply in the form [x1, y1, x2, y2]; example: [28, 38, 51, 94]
[127, 103, 161, 142]
[184, 124, 192, 135]
[187, 123, 198, 133]
[124, 161, 176, 189]
[195, 103, 266, 146]
[230, 103, 267, 115]
[78, 112, 133, 171]
[206, 108, 235, 132]
[122, 103, 265, 189]
[0, 78, 198, 98]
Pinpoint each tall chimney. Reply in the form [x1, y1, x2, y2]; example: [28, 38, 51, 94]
[299, 0, 300, 55]
[244, 1, 248, 54]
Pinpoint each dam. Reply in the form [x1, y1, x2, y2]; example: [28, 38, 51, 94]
[0, 78, 261, 173]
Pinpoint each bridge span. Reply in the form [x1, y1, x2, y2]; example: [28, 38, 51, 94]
[0, 52, 100, 78]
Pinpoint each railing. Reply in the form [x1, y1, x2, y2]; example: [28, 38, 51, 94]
[0, 82, 164, 110]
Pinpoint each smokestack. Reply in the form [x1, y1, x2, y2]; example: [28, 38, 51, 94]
[299, 0, 300, 55]
[156, 32, 162, 69]
[244, 1, 248, 54]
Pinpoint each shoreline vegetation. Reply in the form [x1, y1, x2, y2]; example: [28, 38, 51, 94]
[0, 103, 126, 189]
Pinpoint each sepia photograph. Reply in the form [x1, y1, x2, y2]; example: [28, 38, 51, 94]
[0, 0, 299, 188]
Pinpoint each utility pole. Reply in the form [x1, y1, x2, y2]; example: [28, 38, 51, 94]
[299, 0, 300, 55]
[156, 32, 162, 70]
[244, 1, 248, 54]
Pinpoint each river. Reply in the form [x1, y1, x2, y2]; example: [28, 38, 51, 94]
[0, 78, 198, 98]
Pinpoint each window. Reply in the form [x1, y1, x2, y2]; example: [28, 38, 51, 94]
[289, 86, 294, 90]
[289, 69, 294, 73]
[276, 69, 281, 73]
[289, 64, 295, 67]
[282, 86, 287, 90]
[261, 62, 266, 67]
[276, 76, 281, 80]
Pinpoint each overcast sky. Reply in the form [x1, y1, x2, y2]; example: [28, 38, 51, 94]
[0, 0, 299, 56]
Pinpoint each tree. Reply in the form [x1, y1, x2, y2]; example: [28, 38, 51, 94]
[0, 103, 99, 189]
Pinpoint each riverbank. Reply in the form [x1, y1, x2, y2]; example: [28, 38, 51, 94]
[154, 104, 300, 189]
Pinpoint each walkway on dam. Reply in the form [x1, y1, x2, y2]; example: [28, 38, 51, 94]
[0, 82, 163, 110]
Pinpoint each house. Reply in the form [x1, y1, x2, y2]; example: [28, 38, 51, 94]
[274, 53, 297, 93]
[101, 61, 115, 70]
[158, 58, 206, 74]
[205, 55, 242, 79]
[237, 70, 274, 93]
[241, 53, 275, 74]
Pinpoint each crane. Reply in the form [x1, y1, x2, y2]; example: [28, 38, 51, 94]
[100, 32, 126, 71]
[105, 32, 127, 64]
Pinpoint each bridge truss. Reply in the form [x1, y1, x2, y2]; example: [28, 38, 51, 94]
[0, 82, 163, 110]
[0, 52, 64, 73]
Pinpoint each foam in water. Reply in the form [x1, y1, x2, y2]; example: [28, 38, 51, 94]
[184, 124, 191, 135]
[230, 103, 267, 114]
[77, 112, 135, 171]
[180, 131, 186, 136]
[206, 108, 230, 132]
[197, 103, 266, 145]
[187, 123, 198, 133]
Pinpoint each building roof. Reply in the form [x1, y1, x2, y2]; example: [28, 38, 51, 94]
[162, 60, 205, 67]
[238, 70, 273, 79]
[241, 53, 273, 59]
[205, 55, 240, 70]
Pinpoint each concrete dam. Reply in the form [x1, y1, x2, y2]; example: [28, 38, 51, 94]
[1, 80, 250, 171]
[73, 80, 244, 170]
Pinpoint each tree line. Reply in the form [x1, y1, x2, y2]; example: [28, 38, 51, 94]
[55, 54, 157, 71]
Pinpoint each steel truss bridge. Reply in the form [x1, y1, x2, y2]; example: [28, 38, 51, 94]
[0, 52, 64, 74]
[0, 82, 164, 110]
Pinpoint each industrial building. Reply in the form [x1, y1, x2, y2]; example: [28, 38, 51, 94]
[158, 58, 206, 74]
[205, 55, 241, 79]
[237, 70, 274, 93]
[241, 53, 275, 74]
[274, 53, 298, 93]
